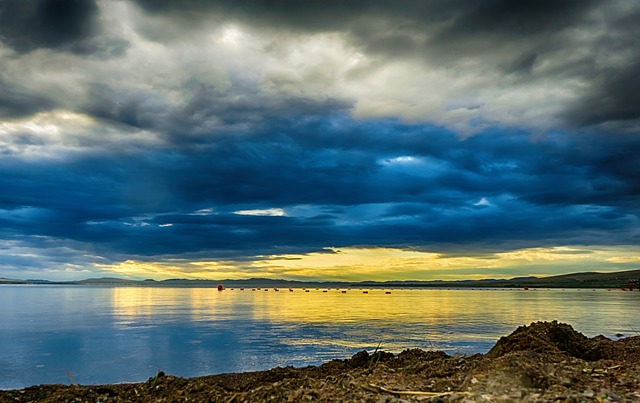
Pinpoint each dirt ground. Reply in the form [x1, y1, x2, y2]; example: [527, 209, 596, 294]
[2, 321, 639, 402]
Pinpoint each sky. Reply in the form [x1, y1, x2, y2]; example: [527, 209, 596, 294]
[1, 0, 639, 282]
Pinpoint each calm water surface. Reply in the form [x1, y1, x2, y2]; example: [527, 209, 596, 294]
[1, 286, 638, 389]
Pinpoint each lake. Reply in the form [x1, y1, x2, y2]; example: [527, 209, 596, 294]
[1, 285, 638, 390]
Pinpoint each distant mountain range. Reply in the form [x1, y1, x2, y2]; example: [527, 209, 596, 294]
[1, 269, 639, 289]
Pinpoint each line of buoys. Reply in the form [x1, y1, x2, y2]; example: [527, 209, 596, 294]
[221, 287, 618, 293]
[217, 287, 407, 293]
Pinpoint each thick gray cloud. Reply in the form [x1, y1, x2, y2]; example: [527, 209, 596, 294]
[131, 0, 594, 34]
[124, 0, 640, 131]
[130, 0, 599, 67]
[0, 79, 54, 118]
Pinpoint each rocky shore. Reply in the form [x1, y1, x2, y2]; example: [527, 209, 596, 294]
[2, 321, 639, 402]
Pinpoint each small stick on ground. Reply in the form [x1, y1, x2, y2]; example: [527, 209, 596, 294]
[363, 383, 470, 397]
[64, 369, 78, 386]
[369, 342, 382, 369]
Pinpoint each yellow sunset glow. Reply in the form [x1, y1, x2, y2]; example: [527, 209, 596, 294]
[94, 259, 247, 280]
[605, 255, 640, 264]
[91, 245, 640, 282]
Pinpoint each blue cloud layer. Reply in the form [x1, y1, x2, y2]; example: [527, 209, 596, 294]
[2, 107, 638, 273]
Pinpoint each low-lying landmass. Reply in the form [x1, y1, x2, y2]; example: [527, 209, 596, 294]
[2, 268, 640, 289]
[2, 321, 639, 402]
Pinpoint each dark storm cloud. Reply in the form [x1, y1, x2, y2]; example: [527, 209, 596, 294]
[130, 0, 598, 65]
[0, 0, 128, 57]
[559, 5, 640, 128]
[129, 0, 599, 62]
[0, 0, 98, 53]
[129, 0, 640, 131]
[132, 0, 595, 35]
[433, 0, 596, 38]
[564, 61, 640, 128]
[133, 0, 384, 30]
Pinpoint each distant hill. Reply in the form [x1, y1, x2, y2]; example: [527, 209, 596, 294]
[75, 277, 138, 285]
[0, 278, 25, 284]
[513, 269, 640, 289]
[2, 269, 639, 289]
[0, 278, 52, 285]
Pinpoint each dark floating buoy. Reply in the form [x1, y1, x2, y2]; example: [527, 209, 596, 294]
[385, 291, 391, 294]
[363, 291, 368, 294]
[217, 284, 224, 291]
[305, 289, 310, 292]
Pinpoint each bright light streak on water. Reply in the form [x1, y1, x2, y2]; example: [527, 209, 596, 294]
[1, 286, 638, 389]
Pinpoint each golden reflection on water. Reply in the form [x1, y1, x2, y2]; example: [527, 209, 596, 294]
[221, 288, 573, 325]
[112, 287, 221, 321]
[110, 287, 637, 338]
